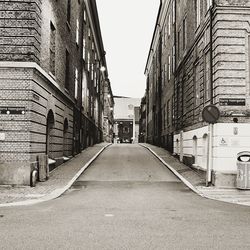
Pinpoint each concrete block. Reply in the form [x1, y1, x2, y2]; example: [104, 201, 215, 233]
[0, 162, 31, 185]
[212, 170, 237, 188]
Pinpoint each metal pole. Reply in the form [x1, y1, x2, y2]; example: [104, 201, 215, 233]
[206, 123, 213, 186]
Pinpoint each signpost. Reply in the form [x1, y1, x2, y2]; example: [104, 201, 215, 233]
[202, 105, 220, 186]
[202, 105, 220, 124]
[219, 98, 245, 106]
[0, 107, 25, 115]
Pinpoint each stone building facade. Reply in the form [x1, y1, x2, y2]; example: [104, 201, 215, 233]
[103, 79, 114, 143]
[113, 97, 141, 143]
[139, 95, 146, 143]
[145, 0, 250, 187]
[0, 0, 112, 185]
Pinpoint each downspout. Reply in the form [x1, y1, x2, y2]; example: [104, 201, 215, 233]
[210, 1, 214, 105]
[172, 0, 177, 153]
[158, 29, 162, 146]
[174, 0, 177, 130]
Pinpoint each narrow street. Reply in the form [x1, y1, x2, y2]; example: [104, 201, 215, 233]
[1, 144, 250, 250]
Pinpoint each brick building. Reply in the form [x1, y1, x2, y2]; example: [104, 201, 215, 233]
[103, 79, 114, 143]
[145, 0, 250, 187]
[139, 94, 146, 143]
[0, 0, 112, 185]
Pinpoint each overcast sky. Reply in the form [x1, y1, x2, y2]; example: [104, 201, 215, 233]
[96, 0, 160, 98]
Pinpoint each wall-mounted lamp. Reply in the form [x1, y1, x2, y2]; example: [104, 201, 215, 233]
[100, 66, 106, 72]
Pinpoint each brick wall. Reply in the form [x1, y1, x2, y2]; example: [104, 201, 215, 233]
[40, 0, 83, 99]
[0, 65, 74, 185]
[145, 0, 250, 144]
[0, 0, 42, 63]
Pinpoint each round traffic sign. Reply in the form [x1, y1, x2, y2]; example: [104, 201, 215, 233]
[202, 105, 220, 124]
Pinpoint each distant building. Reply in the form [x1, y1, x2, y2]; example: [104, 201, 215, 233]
[0, 0, 112, 185]
[113, 96, 140, 143]
[145, 0, 250, 187]
[139, 95, 147, 143]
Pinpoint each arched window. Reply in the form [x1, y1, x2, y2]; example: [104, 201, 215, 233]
[193, 136, 198, 164]
[46, 110, 55, 158]
[176, 139, 180, 155]
[63, 118, 69, 156]
[202, 134, 208, 169]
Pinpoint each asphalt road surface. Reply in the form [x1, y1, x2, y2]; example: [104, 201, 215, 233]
[1, 144, 250, 250]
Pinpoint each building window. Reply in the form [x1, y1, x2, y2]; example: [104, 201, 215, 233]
[177, 30, 181, 60]
[162, 64, 166, 86]
[164, 24, 168, 46]
[172, 0, 175, 24]
[168, 14, 171, 36]
[202, 134, 208, 169]
[167, 99, 170, 125]
[163, 105, 166, 129]
[87, 52, 90, 71]
[75, 68, 79, 99]
[193, 136, 198, 164]
[82, 37, 86, 60]
[94, 70, 97, 87]
[161, 69, 164, 88]
[82, 71, 87, 108]
[91, 63, 94, 81]
[194, 63, 200, 106]
[172, 45, 175, 73]
[195, 0, 201, 28]
[83, 8, 86, 22]
[65, 50, 70, 90]
[76, 19, 79, 45]
[204, 26, 210, 47]
[168, 55, 171, 81]
[67, 0, 71, 24]
[172, 95, 175, 125]
[49, 22, 56, 76]
[183, 17, 187, 51]
[204, 52, 210, 101]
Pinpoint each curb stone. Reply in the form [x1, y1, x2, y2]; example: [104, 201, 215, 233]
[140, 143, 205, 197]
[0, 143, 111, 207]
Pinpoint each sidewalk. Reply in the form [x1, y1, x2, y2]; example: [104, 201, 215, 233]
[141, 143, 250, 207]
[0, 143, 110, 207]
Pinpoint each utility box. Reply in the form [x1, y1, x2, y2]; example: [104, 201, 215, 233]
[236, 152, 250, 189]
[37, 155, 49, 182]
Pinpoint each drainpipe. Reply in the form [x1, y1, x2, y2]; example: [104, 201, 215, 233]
[206, 1, 214, 186]
[210, 1, 214, 105]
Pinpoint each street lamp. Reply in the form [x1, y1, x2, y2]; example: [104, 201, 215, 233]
[100, 66, 106, 72]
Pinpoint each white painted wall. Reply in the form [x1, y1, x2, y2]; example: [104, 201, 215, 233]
[174, 123, 250, 173]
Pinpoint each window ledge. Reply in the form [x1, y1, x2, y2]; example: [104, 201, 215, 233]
[49, 71, 56, 80]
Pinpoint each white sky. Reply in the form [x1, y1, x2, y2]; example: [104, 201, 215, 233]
[96, 0, 160, 98]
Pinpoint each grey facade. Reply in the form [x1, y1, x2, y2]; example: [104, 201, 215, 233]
[0, 0, 112, 185]
[145, 0, 250, 186]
